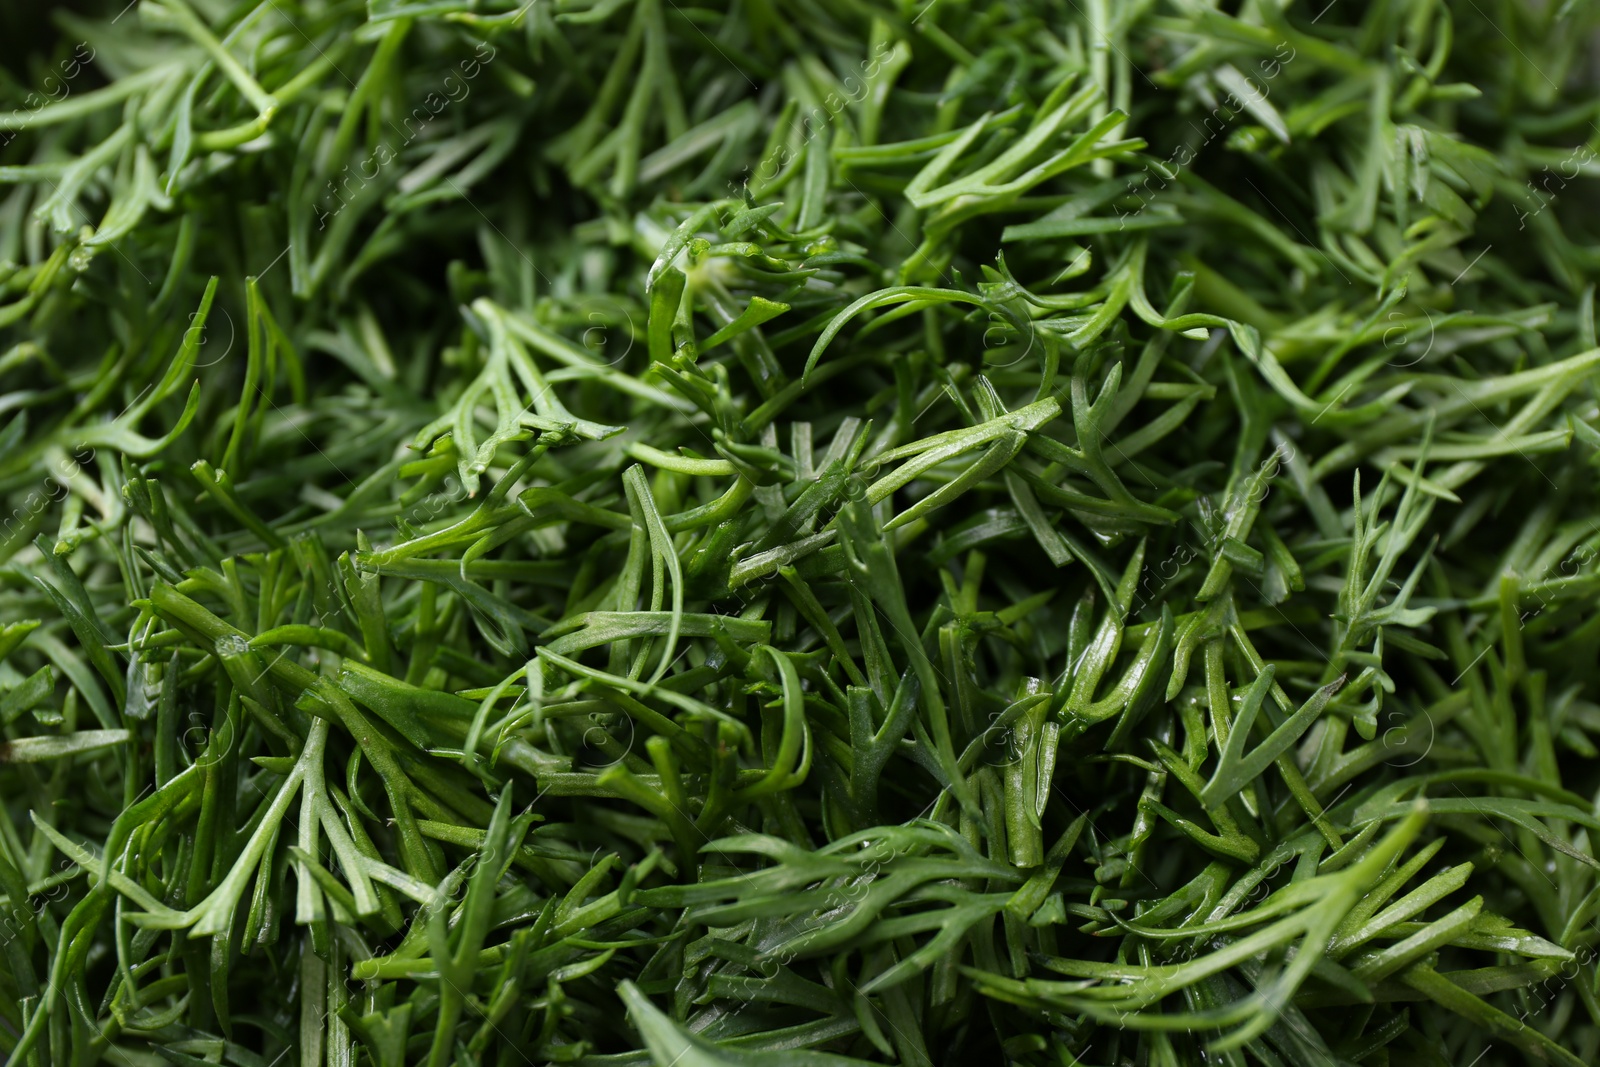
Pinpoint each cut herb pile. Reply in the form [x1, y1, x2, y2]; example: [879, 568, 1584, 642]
[5, 1, 1600, 1064]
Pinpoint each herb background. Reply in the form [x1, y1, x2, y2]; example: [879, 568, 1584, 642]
[3, 1, 1600, 1066]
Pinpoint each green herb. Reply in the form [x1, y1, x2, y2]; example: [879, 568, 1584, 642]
[2, 1, 1600, 1065]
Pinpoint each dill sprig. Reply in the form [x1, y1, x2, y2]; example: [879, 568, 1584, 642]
[3, 1, 1600, 1065]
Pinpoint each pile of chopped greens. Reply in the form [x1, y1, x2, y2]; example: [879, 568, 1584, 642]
[7, 0, 1600, 1064]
